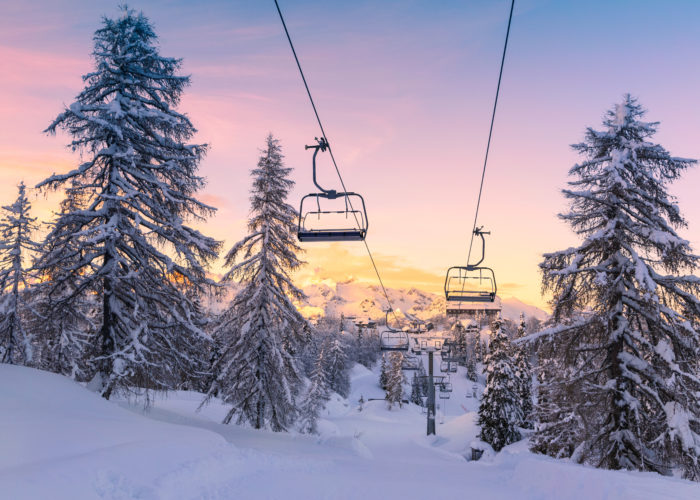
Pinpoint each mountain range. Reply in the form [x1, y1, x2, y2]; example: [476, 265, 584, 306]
[296, 278, 548, 324]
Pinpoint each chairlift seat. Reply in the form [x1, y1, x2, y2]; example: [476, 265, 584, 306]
[380, 330, 409, 351]
[411, 340, 422, 354]
[297, 229, 366, 242]
[446, 291, 496, 303]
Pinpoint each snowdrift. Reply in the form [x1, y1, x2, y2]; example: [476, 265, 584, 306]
[1, 364, 696, 499]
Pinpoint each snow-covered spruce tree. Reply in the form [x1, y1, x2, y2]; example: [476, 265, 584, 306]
[537, 95, 700, 479]
[466, 355, 478, 383]
[385, 351, 405, 409]
[31, 183, 99, 380]
[410, 372, 423, 406]
[357, 325, 380, 369]
[0, 182, 39, 365]
[516, 313, 526, 339]
[298, 344, 330, 435]
[529, 326, 585, 459]
[379, 352, 390, 390]
[513, 343, 533, 429]
[478, 317, 522, 451]
[38, 8, 220, 398]
[513, 313, 533, 428]
[205, 134, 308, 432]
[451, 321, 467, 365]
[324, 334, 350, 398]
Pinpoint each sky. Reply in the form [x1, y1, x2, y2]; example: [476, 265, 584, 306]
[1, 0, 699, 310]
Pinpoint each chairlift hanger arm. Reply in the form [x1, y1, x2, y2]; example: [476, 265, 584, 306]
[468, 227, 489, 268]
[305, 137, 336, 196]
[385, 308, 402, 331]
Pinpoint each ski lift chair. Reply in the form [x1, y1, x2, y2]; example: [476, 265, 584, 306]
[439, 391, 450, 400]
[297, 138, 368, 242]
[379, 309, 409, 352]
[380, 330, 409, 352]
[444, 228, 497, 303]
[444, 267, 497, 302]
[401, 356, 420, 371]
[411, 338, 422, 355]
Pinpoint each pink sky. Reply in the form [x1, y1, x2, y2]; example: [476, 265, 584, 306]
[1, 1, 699, 310]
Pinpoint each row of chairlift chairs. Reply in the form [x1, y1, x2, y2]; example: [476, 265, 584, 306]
[378, 307, 455, 399]
[295, 140, 490, 403]
[296, 138, 497, 311]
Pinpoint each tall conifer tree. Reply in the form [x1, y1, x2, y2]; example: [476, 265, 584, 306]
[206, 134, 308, 431]
[537, 95, 700, 478]
[37, 8, 220, 397]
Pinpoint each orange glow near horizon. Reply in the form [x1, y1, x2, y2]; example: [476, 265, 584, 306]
[1, 1, 699, 312]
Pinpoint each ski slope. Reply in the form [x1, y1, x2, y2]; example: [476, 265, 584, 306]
[1, 363, 696, 499]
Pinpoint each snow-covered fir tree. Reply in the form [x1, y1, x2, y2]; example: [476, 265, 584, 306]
[516, 313, 526, 339]
[379, 353, 389, 390]
[513, 313, 533, 427]
[417, 359, 431, 399]
[513, 348, 533, 429]
[410, 372, 423, 406]
[466, 355, 478, 383]
[205, 134, 308, 432]
[30, 183, 98, 380]
[298, 344, 330, 435]
[451, 321, 467, 365]
[356, 324, 380, 369]
[478, 316, 522, 451]
[465, 322, 480, 382]
[37, 8, 220, 398]
[536, 95, 700, 479]
[385, 352, 405, 409]
[324, 334, 350, 398]
[0, 182, 38, 365]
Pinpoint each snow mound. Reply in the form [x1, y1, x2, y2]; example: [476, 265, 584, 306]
[2, 364, 696, 499]
[0, 365, 232, 499]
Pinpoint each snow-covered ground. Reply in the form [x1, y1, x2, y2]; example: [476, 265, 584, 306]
[2, 362, 696, 500]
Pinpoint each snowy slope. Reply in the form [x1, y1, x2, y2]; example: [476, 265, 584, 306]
[2, 364, 697, 500]
[500, 296, 549, 322]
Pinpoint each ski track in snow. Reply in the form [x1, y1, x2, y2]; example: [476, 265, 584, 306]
[1, 362, 697, 500]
